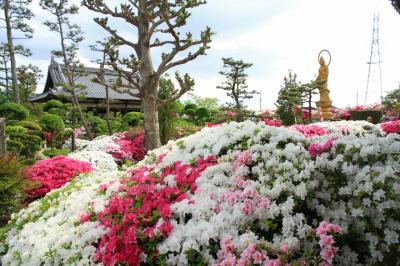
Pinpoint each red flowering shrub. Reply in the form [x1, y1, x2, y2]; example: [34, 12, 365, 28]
[92, 156, 217, 265]
[380, 120, 400, 135]
[291, 124, 330, 138]
[24, 155, 93, 200]
[308, 138, 336, 158]
[109, 132, 146, 162]
[261, 119, 282, 127]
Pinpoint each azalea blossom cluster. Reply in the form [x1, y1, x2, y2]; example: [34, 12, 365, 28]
[105, 132, 146, 162]
[24, 155, 93, 200]
[380, 120, 400, 135]
[2, 120, 400, 266]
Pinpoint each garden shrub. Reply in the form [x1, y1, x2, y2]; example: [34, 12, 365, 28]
[16, 120, 42, 131]
[39, 114, 65, 132]
[122, 112, 143, 127]
[0, 155, 26, 227]
[39, 114, 65, 149]
[5, 120, 18, 126]
[24, 155, 93, 201]
[0, 102, 29, 120]
[43, 99, 64, 112]
[88, 115, 108, 137]
[5, 126, 28, 136]
[43, 149, 70, 158]
[350, 109, 383, 124]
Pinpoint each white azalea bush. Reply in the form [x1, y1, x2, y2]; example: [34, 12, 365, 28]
[1, 121, 399, 265]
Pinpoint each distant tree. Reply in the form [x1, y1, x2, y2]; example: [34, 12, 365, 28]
[0, 0, 34, 104]
[0, 43, 32, 102]
[82, 0, 213, 150]
[382, 84, 400, 108]
[390, 0, 400, 14]
[158, 76, 181, 145]
[90, 39, 113, 136]
[300, 81, 319, 123]
[275, 71, 303, 126]
[187, 93, 220, 110]
[217, 57, 255, 121]
[40, 0, 93, 140]
[17, 64, 43, 104]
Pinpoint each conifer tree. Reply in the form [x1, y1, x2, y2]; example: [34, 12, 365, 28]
[217, 57, 255, 121]
[1, 0, 34, 103]
[40, 0, 93, 140]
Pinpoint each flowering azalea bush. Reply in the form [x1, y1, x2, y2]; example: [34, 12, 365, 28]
[380, 120, 400, 135]
[105, 132, 146, 162]
[1, 120, 400, 266]
[24, 155, 93, 200]
[64, 131, 146, 164]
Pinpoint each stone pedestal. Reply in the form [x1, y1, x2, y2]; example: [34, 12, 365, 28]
[316, 100, 334, 120]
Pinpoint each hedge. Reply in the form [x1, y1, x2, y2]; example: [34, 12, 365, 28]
[350, 109, 383, 124]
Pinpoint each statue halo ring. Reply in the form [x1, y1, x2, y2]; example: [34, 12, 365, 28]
[318, 49, 331, 66]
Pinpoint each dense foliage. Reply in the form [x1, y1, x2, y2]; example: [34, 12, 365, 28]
[0, 102, 29, 120]
[0, 155, 26, 227]
[350, 109, 383, 124]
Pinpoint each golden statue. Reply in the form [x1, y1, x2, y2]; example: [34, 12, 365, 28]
[315, 50, 333, 120]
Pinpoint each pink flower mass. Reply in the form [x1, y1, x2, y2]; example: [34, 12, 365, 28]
[380, 120, 400, 135]
[90, 155, 217, 265]
[106, 132, 146, 162]
[24, 155, 93, 200]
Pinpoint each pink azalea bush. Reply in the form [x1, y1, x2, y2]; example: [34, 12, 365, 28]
[106, 132, 146, 162]
[24, 155, 93, 200]
[262, 118, 282, 127]
[290, 124, 330, 138]
[308, 138, 336, 158]
[92, 155, 217, 265]
[380, 120, 400, 135]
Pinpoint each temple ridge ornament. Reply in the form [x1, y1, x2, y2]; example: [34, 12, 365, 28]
[315, 49, 333, 120]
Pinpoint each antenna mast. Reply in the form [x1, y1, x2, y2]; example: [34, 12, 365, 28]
[364, 13, 383, 105]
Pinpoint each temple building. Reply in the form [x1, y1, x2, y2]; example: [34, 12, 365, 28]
[29, 59, 141, 114]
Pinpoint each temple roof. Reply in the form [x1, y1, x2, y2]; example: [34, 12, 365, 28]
[29, 58, 140, 102]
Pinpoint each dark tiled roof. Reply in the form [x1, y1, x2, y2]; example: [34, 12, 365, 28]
[393, 0, 400, 14]
[30, 59, 140, 102]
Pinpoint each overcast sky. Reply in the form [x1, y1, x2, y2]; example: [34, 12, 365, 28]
[3, 0, 400, 109]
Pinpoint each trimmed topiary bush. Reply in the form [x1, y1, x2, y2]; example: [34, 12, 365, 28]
[5, 120, 18, 126]
[39, 114, 65, 133]
[16, 120, 42, 131]
[88, 115, 108, 137]
[350, 109, 383, 124]
[122, 112, 143, 127]
[5, 126, 28, 136]
[43, 99, 64, 112]
[0, 102, 29, 120]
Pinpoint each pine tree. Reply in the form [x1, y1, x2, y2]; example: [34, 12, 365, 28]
[40, 0, 93, 140]
[82, 0, 212, 150]
[275, 71, 303, 126]
[1, 0, 34, 103]
[217, 57, 255, 121]
[17, 64, 43, 104]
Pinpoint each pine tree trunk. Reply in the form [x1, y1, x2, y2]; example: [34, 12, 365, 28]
[105, 86, 112, 136]
[143, 81, 161, 150]
[4, 0, 20, 104]
[57, 15, 93, 141]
